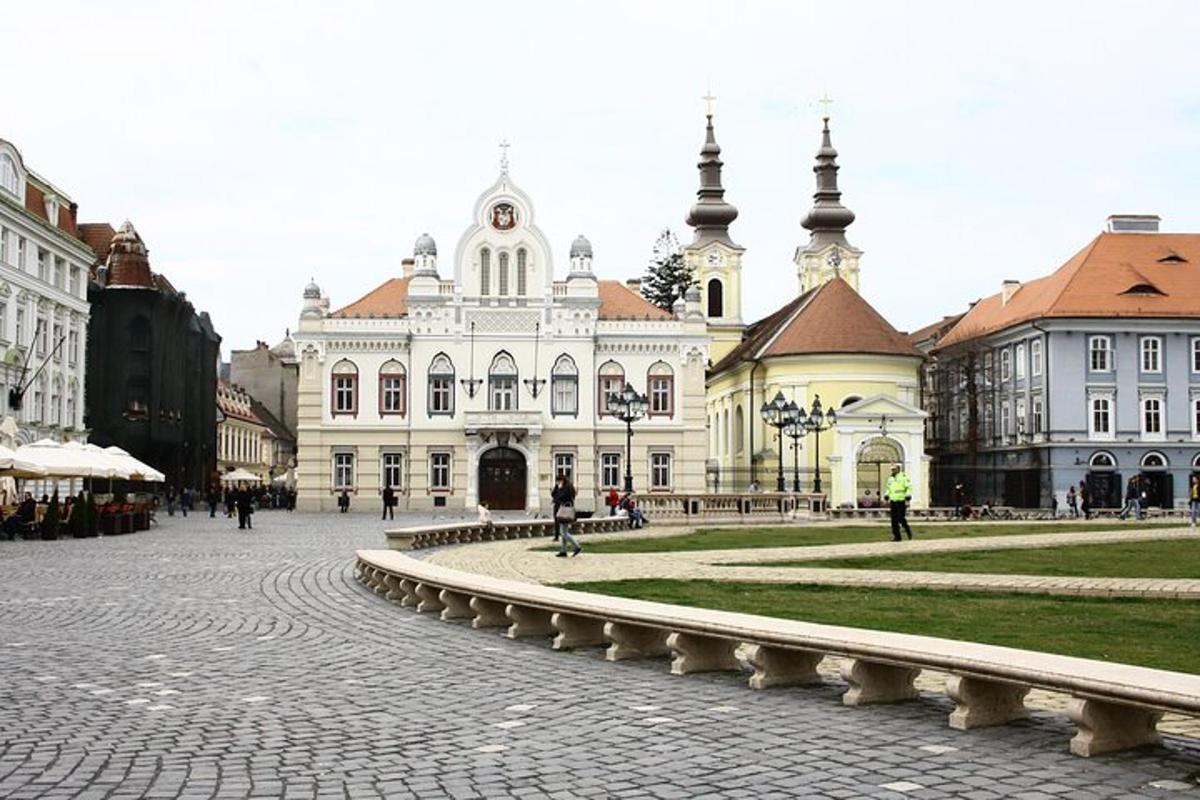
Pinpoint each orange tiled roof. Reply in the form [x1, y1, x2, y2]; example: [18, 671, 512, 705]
[938, 232, 1200, 348]
[712, 277, 921, 373]
[78, 223, 115, 263]
[908, 313, 966, 347]
[331, 277, 412, 318]
[597, 280, 673, 320]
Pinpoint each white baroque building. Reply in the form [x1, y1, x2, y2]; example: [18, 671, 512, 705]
[0, 139, 90, 442]
[294, 165, 709, 512]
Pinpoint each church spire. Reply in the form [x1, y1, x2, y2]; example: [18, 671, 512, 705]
[800, 116, 856, 247]
[685, 108, 739, 247]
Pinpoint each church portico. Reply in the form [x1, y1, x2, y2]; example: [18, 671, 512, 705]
[464, 418, 543, 513]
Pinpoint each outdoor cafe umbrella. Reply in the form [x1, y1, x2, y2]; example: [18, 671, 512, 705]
[16, 439, 115, 478]
[102, 446, 166, 483]
[220, 468, 261, 483]
[0, 444, 48, 479]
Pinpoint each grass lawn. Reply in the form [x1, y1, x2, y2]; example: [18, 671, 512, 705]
[738, 538, 1200, 578]
[561, 579, 1200, 674]
[569, 521, 1177, 554]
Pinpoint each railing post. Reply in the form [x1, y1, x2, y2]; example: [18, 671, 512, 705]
[604, 622, 669, 661]
[469, 596, 509, 629]
[505, 604, 556, 639]
[946, 676, 1029, 730]
[438, 589, 473, 621]
[414, 583, 447, 613]
[841, 659, 920, 706]
[666, 632, 741, 675]
[746, 645, 824, 689]
[551, 613, 607, 650]
[1067, 698, 1162, 757]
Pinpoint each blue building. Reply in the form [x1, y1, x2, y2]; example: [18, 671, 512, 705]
[923, 215, 1199, 510]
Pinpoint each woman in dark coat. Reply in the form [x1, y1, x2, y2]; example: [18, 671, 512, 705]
[550, 477, 581, 557]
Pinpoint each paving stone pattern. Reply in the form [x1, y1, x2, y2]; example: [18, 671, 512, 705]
[2, 512, 1199, 799]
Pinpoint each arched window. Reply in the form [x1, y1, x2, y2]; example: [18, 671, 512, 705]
[1089, 451, 1116, 469]
[428, 353, 454, 416]
[331, 359, 358, 416]
[551, 354, 578, 416]
[734, 405, 745, 455]
[598, 361, 624, 416]
[378, 360, 406, 416]
[517, 248, 528, 296]
[647, 361, 674, 418]
[498, 252, 510, 296]
[841, 395, 862, 408]
[66, 380, 77, 428]
[488, 351, 518, 411]
[707, 278, 724, 318]
[479, 248, 491, 296]
[0, 153, 18, 197]
[1141, 451, 1168, 469]
[50, 376, 61, 425]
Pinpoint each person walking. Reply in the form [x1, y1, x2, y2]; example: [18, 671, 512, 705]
[236, 484, 254, 530]
[1079, 480, 1090, 520]
[338, 488, 351, 513]
[1189, 475, 1199, 528]
[180, 486, 192, 518]
[953, 479, 967, 519]
[551, 476, 581, 557]
[606, 487, 619, 516]
[1066, 485, 1078, 519]
[885, 463, 913, 542]
[381, 484, 395, 521]
[166, 485, 177, 517]
[206, 484, 219, 518]
[1119, 475, 1142, 521]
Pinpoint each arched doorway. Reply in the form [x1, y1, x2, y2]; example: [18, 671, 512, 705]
[1086, 451, 1120, 509]
[1139, 452, 1171, 508]
[856, 438, 902, 508]
[478, 447, 526, 510]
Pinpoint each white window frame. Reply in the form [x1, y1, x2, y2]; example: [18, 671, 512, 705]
[1000, 349, 1012, 382]
[1030, 339, 1043, 377]
[1032, 396, 1044, 434]
[429, 451, 452, 491]
[1192, 337, 1200, 374]
[553, 452, 575, 482]
[650, 452, 672, 491]
[551, 355, 578, 417]
[1140, 391, 1165, 441]
[1015, 397, 1027, 436]
[381, 452, 404, 492]
[1191, 393, 1200, 438]
[333, 452, 355, 491]
[600, 452, 621, 489]
[1000, 400, 1011, 440]
[1088, 390, 1114, 440]
[1141, 336, 1163, 373]
[1089, 335, 1112, 372]
[1015, 343, 1026, 380]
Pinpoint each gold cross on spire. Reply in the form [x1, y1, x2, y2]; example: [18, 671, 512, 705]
[702, 86, 717, 118]
[499, 139, 510, 173]
[818, 92, 834, 120]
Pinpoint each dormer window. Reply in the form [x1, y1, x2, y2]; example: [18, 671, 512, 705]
[1157, 252, 1188, 264]
[1122, 283, 1165, 296]
[44, 195, 59, 226]
[0, 153, 19, 197]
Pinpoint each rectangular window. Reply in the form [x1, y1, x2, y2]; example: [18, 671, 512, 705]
[1016, 397, 1027, 435]
[0, 303, 6, 343]
[68, 329, 78, 366]
[601, 453, 621, 488]
[0, 228, 6, 265]
[1015, 343, 1026, 380]
[1142, 397, 1163, 436]
[1032, 397, 1044, 434]
[16, 237, 25, 270]
[1141, 336, 1162, 373]
[37, 249, 48, 282]
[1000, 400, 1011, 439]
[53, 258, 65, 289]
[551, 376, 577, 416]
[1000, 349, 1011, 382]
[333, 453, 355, 490]
[430, 452, 451, 490]
[598, 375, 624, 416]
[1031, 339, 1043, 376]
[429, 377, 453, 415]
[649, 376, 673, 416]
[1193, 338, 1200, 373]
[381, 453, 403, 491]
[1089, 336, 1112, 372]
[36, 317, 47, 355]
[650, 453, 672, 490]
[1193, 397, 1200, 437]
[69, 267, 80, 296]
[554, 452, 574, 482]
[52, 323, 62, 361]
[332, 374, 357, 414]
[380, 375, 405, 415]
[1090, 396, 1112, 437]
[489, 376, 516, 411]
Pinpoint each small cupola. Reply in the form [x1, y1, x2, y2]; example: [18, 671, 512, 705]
[568, 234, 595, 279]
[413, 233, 438, 277]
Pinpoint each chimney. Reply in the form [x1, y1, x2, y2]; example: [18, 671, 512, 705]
[1106, 214, 1160, 233]
[625, 278, 642, 293]
[1001, 279, 1020, 306]
[401, 258, 416, 277]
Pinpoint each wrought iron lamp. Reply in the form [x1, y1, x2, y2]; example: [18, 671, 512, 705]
[794, 394, 837, 494]
[759, 391, 797, 492]
[608, 383, 648, 493]
[459, 321, 482, 398]
[782, 401, 806, 493]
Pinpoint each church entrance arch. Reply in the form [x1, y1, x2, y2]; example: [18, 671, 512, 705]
[856, 437, 902, 507]
[478, 447, 527, 510]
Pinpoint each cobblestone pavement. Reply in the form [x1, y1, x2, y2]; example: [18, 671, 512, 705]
[425, 527, 1200, 598]
[2, 513, 1199, 799]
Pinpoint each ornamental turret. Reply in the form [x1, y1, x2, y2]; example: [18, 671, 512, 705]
[685, 114, 739, 248]
[568, 234, 595, 279]
[105, 221, 153, 288]
[795, 116, 864, 294]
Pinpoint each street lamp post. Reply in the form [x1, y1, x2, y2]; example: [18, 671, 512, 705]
[782, 407, 805, 493]
[794, 394, 837, 494]
[759, 391, 797, 493]
[608, 383, 648, 494]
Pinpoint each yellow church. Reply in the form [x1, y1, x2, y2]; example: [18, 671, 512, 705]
[688, 114, 929, 508]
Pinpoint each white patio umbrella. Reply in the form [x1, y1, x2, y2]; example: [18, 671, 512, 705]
[16, 439, 111, 478]
[220, 468, 261, 483]
[102, 446, 166, 483]
[62, 441, 132, 479]
[0, 444, 48, 479]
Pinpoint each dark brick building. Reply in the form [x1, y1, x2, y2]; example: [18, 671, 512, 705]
[82, 221, 221, 489]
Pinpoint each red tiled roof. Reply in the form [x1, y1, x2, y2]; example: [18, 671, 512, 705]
[78, 223, 115, 263]
[712, 277, 921, 373]
[908, 313, 967, 347]
[597, 280, 673, 320]
[331, 277, 412, 318]
[938, 232, 1200, 348]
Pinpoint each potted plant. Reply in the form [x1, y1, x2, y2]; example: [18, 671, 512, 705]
[41, 493, 60, 540]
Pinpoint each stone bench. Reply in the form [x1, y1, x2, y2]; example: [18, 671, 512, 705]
[356, 548, 1200, 757]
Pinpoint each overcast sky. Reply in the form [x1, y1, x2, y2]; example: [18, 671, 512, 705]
[7, 2, 1199, 355]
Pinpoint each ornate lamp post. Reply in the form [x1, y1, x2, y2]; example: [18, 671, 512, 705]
[759, 391, 797, 493]
[794, 394, 837, 494]
[608, 383, 648, 494]
[782, 402, 805, 493]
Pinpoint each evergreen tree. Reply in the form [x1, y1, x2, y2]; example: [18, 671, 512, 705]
[640, 229, 696, 312]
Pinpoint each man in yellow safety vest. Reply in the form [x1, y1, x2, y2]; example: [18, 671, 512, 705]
[886, 463, 913, 542]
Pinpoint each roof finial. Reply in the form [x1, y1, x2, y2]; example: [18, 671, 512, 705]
[685, 99, 739, 247]
[499, 139, 510, 174]
[702, 85, 716, 118]
[800, 111, 856, 248]
[818, 92, 834, 122]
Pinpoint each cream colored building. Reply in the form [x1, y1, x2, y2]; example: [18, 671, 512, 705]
[293, 160, 710, 513]
[216, 380, 272, 482]
[703, 118, 929, 508]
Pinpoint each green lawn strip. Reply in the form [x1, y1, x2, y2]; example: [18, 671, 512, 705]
[559, 579, 1200, 674]
[729, 538, 1200, 578]
[560, 521, 1176, 554]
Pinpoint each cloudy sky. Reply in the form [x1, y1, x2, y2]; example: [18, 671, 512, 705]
[7, 1, 1199, 354]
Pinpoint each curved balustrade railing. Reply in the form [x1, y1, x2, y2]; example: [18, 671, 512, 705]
[385, 516, 630, 551]
[356, 546, 1200, 758]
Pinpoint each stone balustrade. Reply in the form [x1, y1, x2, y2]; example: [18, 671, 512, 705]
[632, 492, 824, 522]
[355, 547, 1200, 757]
[385, 516, 630, 551]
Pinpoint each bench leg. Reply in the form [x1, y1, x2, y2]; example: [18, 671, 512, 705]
[438, 589, 473, 621]
[414, 583, 446, 613]
[841, 659, 920, 706]
[551, 613, 606, 650]
[1067, 698, 1162, 757]
[946, 676, 1029, 729]
[505, 604, 555, 639]
[397, 579, 419, 608]
[746, 645, 823, 689]
[469, 597, 509, 629]
[604, 622, 669, 662]
[666, 632, 741, 675]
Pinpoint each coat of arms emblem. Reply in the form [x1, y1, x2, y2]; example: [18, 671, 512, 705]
[490, 203, 517, 231]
